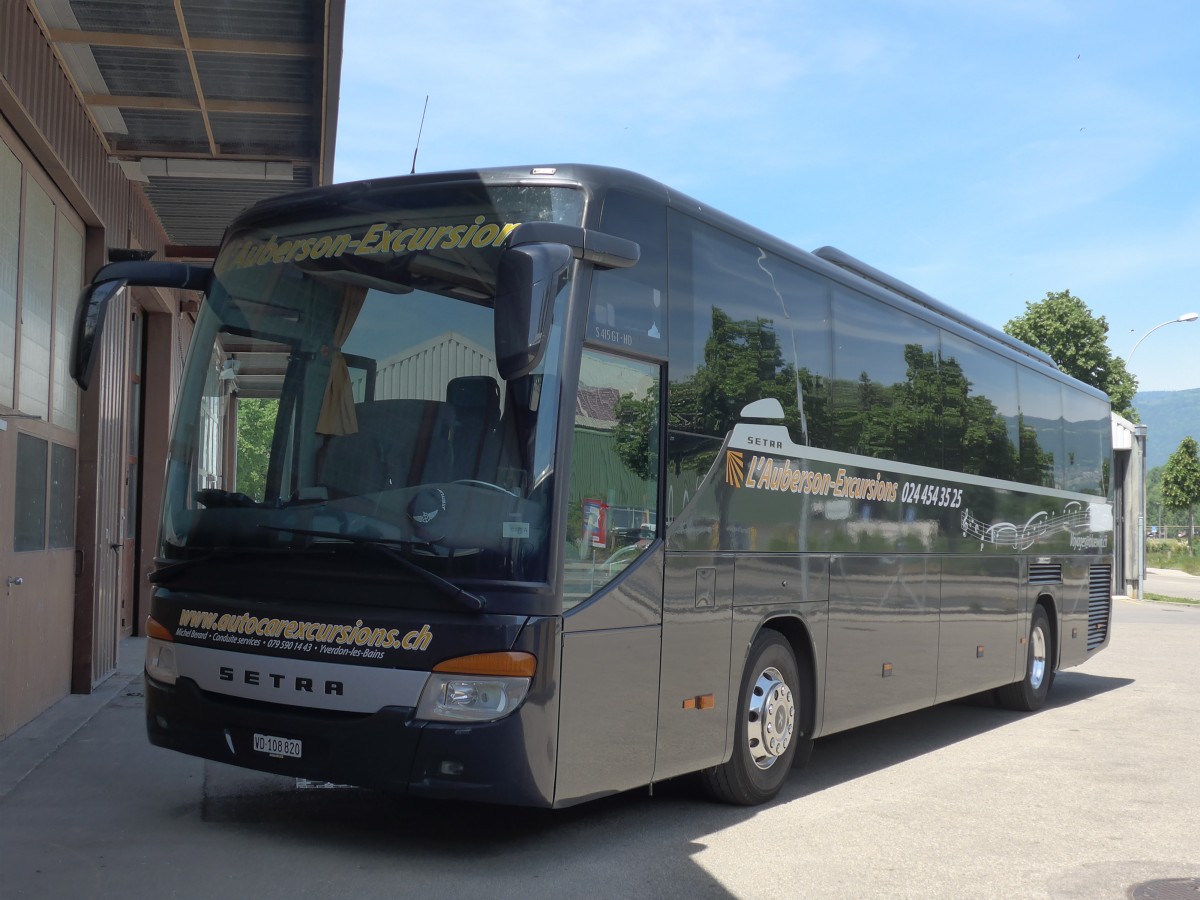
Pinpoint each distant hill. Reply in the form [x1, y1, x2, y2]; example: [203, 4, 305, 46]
[1134, 389, 1200, 470]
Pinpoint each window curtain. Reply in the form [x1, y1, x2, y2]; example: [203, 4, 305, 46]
[315, 286, 366, 435]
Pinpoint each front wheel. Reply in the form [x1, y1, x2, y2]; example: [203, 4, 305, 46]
[701, 630, 808, 805]
[997, 604, 1054, 711]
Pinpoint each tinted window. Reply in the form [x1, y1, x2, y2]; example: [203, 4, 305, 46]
[666, 212, 832, 520]
[565, 350, 661, 609]
[940, 331, 1020, 480]
[590, 191, 667, 358]
[775, 261, 833, 448]
[831, 287, 941, 467]
[1017, 367, 1063, 488]
[1063, 387, 1110, 495]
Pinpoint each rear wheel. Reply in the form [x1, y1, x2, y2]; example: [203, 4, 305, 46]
[701, 630, 806, 805]
[998, 604, 1054, 711]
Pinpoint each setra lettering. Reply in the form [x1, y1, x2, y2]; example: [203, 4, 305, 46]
[218, 665, 343, 695]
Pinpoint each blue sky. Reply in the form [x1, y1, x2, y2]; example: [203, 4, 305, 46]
[334, 0, 1200, 392]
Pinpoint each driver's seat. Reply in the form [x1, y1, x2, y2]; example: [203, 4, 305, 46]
[319, 399, 454, 495]
[446, 376, 502, 481]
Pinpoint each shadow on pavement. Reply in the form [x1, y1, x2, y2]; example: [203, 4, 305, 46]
[198, 670, 1133, 855]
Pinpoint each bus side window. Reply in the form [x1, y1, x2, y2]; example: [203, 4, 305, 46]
[1062, 387, 1110, 496]
[940, 330, 1021, 482]
[564, 349, 661, 609]
[591, 191, 667, 358]
[830, 286, 941, 468]
[1017, 367, 1064, 489]
[664, 210, 834, 526]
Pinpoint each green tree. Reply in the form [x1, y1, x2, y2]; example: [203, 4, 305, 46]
[1003, 290, 1138, 419]
[235, 398, 278, 501]
[1162, 436, 1200, 550]
[1146, 465, 1190, 532]
[1147, 465, 1163, 527]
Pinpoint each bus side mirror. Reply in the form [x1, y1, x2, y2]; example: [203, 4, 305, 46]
[494, 242, 572, 381]
[70, 260, 212, 390]
[70, 279, 127, 390]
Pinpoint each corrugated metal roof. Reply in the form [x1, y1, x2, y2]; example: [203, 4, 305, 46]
[32, 0, 343, 252]
[182, 0, 320, 43]
[142, 168, 314, 245]
[194, 53, 316, 104]
[71, 0, 181, 37]
[112, 109, 210, 154]
[210, 112, 314, 156]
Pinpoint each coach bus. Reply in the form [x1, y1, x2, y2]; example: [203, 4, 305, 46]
[71, 165, 1113, 807]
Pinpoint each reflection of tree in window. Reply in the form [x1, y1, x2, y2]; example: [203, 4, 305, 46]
[937, 352, 1019, 481]
[666, 307, 825, 476]
[831, 342, 1048, 484]
[565, 351, 660, 604]
[1018, 418, 1055, 487]
[613, 390, 658, 481]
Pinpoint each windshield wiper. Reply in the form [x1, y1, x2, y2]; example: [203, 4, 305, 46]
[256, 525, 486, 613]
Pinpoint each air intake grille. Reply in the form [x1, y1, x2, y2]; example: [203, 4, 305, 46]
[1088, 565, 1112, 651]
[1029, 563, 1062, 585]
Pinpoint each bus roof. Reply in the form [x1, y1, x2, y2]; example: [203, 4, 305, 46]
[226, 163, 1093, 397]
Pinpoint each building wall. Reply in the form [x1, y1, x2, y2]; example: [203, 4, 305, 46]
[0, 1, 176, 734]
[0, 2, 166, 255]
[1112, 413, 1144, 598]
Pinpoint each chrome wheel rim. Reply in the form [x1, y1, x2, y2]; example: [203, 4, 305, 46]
[746, 665, 795, 770]
[1029, 624, 1047, 690]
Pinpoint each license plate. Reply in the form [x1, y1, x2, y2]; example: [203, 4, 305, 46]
[253, 733, 302, 759]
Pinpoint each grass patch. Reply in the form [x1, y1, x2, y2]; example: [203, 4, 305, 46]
[1143, 593, 1200, 606]
[1146, 544, 1200, 576]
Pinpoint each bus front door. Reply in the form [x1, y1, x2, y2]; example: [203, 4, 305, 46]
[652, 555, 735, 782]
[554, 546, 665, 806]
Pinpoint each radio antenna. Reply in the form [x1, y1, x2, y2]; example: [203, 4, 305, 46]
[410, 96, 429, 174]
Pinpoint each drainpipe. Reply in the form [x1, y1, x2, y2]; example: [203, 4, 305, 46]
[1134, 423, 1148, 600]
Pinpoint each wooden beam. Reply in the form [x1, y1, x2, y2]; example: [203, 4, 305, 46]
[193, 37, 320, 58]
[25, 4, 114, 156]
[49, 28, 319, 58]
[84, 94, 314, 117]
[108, 149, 313, 164]
[84, 93, 198, 111]
[170, 0, 217, 156]
[49, 28, 183, 51]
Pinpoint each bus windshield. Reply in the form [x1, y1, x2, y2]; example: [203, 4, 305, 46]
[160, 182, 585, 594]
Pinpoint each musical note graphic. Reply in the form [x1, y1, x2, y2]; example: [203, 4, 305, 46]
[960, 502, 1093, 550]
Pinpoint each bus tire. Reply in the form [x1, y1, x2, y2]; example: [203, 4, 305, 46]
[998, 604, 1054, 712]
[701, 630, 802, 805]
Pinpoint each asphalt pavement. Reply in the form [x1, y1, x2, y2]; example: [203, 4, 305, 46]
[1, 587, 1199, 899]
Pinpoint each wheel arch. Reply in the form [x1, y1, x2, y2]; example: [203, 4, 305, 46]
[1034, 592, 1059, 670]
[758, 614, 818, 742]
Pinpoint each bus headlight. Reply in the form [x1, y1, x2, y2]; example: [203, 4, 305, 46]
[145, 637, 178, 685]
[415, 652, 535, 723]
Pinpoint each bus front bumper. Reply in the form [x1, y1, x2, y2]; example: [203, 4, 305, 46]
[145, 672, 554, 807]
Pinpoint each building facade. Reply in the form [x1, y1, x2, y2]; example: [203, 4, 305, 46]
[0, 0, 343, 739]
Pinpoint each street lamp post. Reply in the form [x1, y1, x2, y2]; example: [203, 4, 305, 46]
[1126, 311, 1198, 600]
[1128, 311, 1199, 364]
